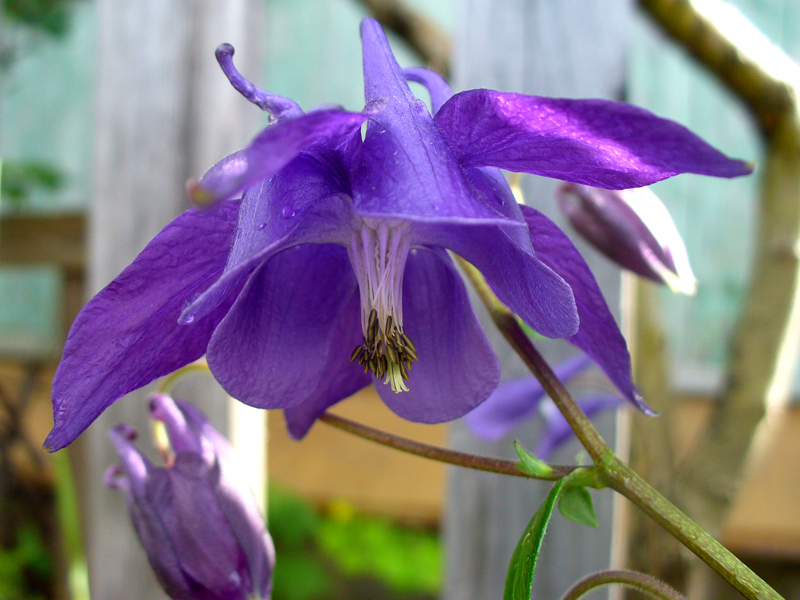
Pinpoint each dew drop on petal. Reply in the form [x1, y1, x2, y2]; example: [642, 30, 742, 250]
[257, 222, 267, 231]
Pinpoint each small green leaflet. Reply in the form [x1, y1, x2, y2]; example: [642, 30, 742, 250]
[503, 478, 566, 600]
[514, 441, 553, 478]
[558, 485, 598, 528]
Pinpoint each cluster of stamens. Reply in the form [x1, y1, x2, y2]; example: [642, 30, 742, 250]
[350, 308, 417, 392]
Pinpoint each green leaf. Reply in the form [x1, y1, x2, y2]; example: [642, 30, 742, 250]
[558, 486, 598, 528]
[503, 478, 566, 600]
[514, 441, 554, 478]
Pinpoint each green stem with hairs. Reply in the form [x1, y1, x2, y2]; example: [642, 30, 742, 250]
[559, 569, 686, 600]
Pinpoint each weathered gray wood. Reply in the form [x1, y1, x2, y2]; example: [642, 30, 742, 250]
[444, 3, 631, 600]
[81, 2, 263, 599]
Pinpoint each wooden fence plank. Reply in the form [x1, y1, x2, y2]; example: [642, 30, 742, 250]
[443, 3, 631, 599]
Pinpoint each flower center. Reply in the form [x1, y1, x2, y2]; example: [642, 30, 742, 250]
[347, 220, 417, 392]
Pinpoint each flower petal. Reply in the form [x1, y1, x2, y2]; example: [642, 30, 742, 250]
[415, 221, 578, 339]
[207, 244, 359, 409]
[354, 19, 522, 226]
[463, 354, 592, 442]
[373, 248, 500, 423]
[520, 205, 654, 413]
[190, 109, 369, 204]
[45, 200, 241, 452]
[180, 154, 353, 324]
[283, 290, 371, 439]
[435, 89, 753, 189]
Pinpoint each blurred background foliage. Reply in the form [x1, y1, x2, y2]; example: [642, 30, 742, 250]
[268, 485, 441, 600]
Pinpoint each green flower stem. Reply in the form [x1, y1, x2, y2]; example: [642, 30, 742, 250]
[457, 257, 783, 600]
[559, 569, 686, 600]
[318, 412, 576, 481]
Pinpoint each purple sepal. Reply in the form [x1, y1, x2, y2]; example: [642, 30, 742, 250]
[434, 89, 753, 190]
[45, 200, 241, 452]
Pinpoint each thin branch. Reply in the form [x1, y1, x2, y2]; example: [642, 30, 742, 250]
[639, 0, 800, 542]
[355, 0, 451, 77]
[638, 0, 799, 136]
[318, 412, 576, 481]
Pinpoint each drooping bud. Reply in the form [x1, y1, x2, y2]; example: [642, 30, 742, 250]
[557, 183, 697, 294]
[105, 394, 274, 600]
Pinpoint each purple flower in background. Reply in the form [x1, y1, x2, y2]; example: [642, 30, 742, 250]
[45, 18, 750, 451]
[464, 354, 593, 442]
[464, 355, 623, 460]
[558, 183, 697, 294]
[105, 394, 275, 600]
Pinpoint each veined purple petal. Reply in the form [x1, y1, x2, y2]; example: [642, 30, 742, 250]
[45, 200, 241, 452]
[536, 395, 624, 460]
[190, 109, 369, 204]
[216, 43, 303, 120]
[207, 244, 359, 409]
[463, 354, 592, 442]
[354, 19, 523, 226]
[403, 67, 453, 114]
[558, 183, 697, 294]
[435, 89, 753, 189]
[416, 222, 578, 339]
[284, 290, 371, 439]
[374, 248, 500, 423]
[181, 157, 353, 325]
[520, 205, 654, 414]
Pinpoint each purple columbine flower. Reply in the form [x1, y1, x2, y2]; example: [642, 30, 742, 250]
[558, 183, 697, 294]
[464, 354, 623, 460]
[45, 19, 750, 451]
[105, 394, 275, 600]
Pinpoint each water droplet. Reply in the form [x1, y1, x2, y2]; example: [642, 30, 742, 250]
[281, 206, 296, 218]
[257, 222, 267, 231]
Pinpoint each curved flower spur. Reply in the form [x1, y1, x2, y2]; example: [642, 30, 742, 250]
[45, 18, 751, 452]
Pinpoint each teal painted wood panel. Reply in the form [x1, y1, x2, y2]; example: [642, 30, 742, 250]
[0, 265, 62, 358]
[261, 0, 454, 114]
[1, 2, 96, 214]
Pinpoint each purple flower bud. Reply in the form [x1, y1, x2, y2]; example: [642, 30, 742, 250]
[557, 183, 697, 294]
[105, 394, 274, 600]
